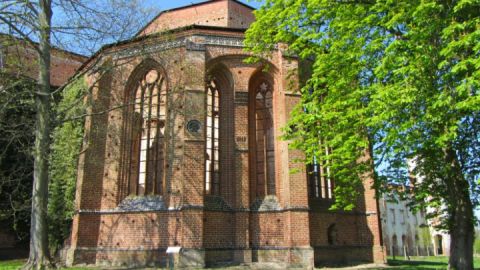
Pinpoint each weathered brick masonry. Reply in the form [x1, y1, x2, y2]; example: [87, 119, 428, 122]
[67, 0, 385, 268]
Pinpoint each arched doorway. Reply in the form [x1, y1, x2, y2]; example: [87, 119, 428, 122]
[392, 234, 398, 256]
[435, 235, 443, 255]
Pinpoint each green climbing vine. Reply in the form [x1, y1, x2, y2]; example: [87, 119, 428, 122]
[48, 77, 87, 253]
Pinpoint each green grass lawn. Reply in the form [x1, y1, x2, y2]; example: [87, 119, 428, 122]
[0, 260, 97, 270]
[0, 259, 24, 270]
[386, 256, 480, 269]
[1, 256, 480, 269]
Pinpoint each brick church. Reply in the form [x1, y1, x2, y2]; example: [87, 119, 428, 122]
[66, 0, 385, 268]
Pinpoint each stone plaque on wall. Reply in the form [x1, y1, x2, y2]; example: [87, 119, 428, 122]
[234, 91, 248, 105]
[235, 135, 248, 151]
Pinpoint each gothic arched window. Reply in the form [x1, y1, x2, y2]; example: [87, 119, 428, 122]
[255, 81, 275, 197]
[126, 69, 166, 196]
[205, 80, 220, 195]
[308, 144, 334, 200]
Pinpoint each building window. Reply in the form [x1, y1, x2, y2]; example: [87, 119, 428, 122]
[400, 209, 405, 224]
[308, 146, 334, 199]
[390, 208, 396, 225]
[205, 80, 220, 195]
[126, 69, 166, 196]
[308, 159, 321, 198]
[435, 235, 443, 255]
[254, 81, 275, 197]
[327, 224, 338, 245]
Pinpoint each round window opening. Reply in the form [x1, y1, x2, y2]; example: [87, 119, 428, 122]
[186, 120, 202, 134]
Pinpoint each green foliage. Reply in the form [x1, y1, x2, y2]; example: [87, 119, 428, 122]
[388, 256, 480, 269]
[0, 259, 27, 270]
[0, 73, 36, 245]
[247, 0, 391, 210]
[475, 229, 480, 255]
[48, 78, 87, 253]
[246, 1, 479, 266]
[418, 226, 432, 248]
[0, 259, 98, 270]
[246, 0, 479, 213]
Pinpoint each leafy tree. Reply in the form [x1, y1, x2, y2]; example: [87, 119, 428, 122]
[48, 78, 86, 254]
[475, 228, 480, 255]
[0, 73, 36, 247]
[0, 1, 155, 268]
[418, 225, 432, 255]
[245, 1, 479, 269]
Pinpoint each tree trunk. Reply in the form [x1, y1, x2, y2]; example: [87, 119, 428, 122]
[444, 147, 474, 270]
[26, 1, 52, 269]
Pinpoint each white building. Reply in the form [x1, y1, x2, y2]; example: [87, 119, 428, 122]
[379, 191, 450, 257]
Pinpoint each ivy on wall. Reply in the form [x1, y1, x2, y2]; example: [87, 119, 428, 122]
[48, 77, 87, 253]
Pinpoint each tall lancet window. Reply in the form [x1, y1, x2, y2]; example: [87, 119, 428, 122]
[205, 80, 220, 195]
[308, 143, 334, 200]
[127, 69, 166, 196]
[255, 82, 275, 197]
[308, 157, 321, 198]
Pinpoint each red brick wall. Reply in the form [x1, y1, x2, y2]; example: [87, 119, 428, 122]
[68, 26, 384, 268]
[250, 212, 285, 247]
[203, 211, 234, 248]
[138, 0, 254, 36]
[1, 35, 86, 87]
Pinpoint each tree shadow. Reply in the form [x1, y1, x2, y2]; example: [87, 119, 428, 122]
[387, 258, 448, 269]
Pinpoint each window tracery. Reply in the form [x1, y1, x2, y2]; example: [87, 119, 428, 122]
[125, 69, 166, 196]
[205, 79, 220, 195]
[308, 144, 334, 200]
[254, 81, 275, 197]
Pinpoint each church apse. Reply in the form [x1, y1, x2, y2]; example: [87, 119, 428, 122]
[66, 1, 384, 268]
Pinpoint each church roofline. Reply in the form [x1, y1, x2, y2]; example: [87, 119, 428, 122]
[76, 24, 247, 75]
[134, 0, 256, 37]
[0, 32, 88, 61]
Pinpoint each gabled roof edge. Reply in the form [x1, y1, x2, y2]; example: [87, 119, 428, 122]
[134, 0, 256, 37]
[76, 24, 247, 76]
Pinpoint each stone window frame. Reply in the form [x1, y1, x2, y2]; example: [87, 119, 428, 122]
[307, 142, 335, 200]
[205, 79, 221, 195]
[121, 60, 169, 197]
[254, 81, 276, 197]
[248, 70, 277, 200]
[203, 63, 234, 200]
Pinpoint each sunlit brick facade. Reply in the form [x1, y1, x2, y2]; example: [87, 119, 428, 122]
[66, 0, 385, 268]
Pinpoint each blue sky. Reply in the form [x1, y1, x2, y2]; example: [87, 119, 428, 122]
[48, 1, 264, 55]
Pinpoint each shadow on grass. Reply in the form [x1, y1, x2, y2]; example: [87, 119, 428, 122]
[387, 258, 447, 270]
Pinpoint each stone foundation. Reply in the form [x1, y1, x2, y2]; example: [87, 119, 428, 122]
[313, 245, 385, 267]
[67, 246, 314, 269]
